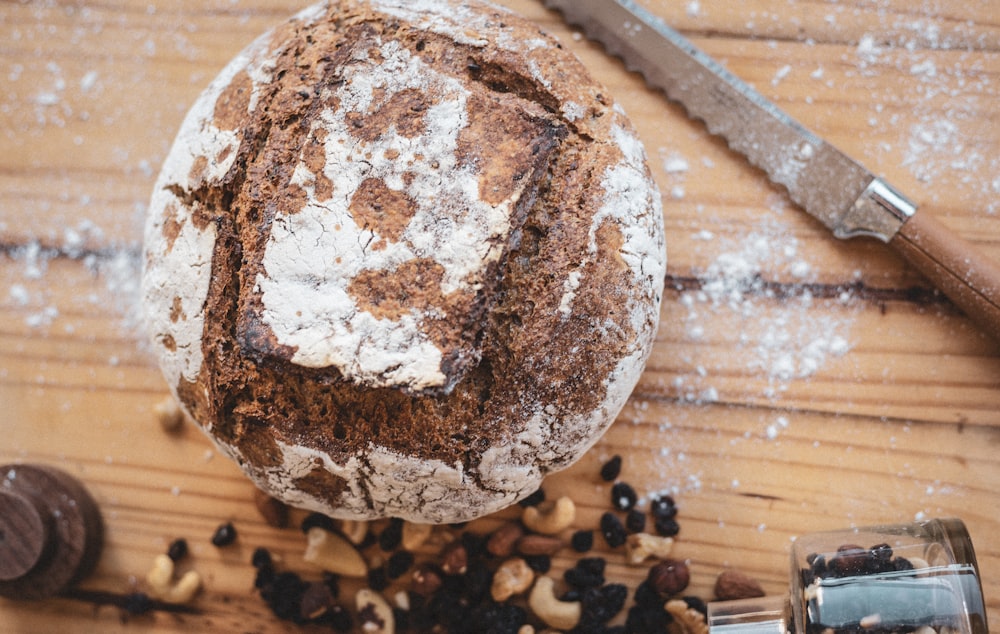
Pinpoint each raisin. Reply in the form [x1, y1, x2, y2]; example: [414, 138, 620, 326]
[524, 554, 551, 574]
[565, 557, 606, 588]
[367, 566, 389, 591]
[211, 521, 237, 546]
[387, 550, 415, 579]
[580, 583, 628, 624]
[625, 509, 647, 534]
[518, 488, 546, 507]
[571, 529, 595, 552]
[626, 604, 673, 633]
[611, 482, 638, 511]
[378, 518, 404, 551]
[600, 455, 623, 481]
[649, 494, 677, 519]
[251, 546, 273, 570]
[653, 515, 680, 538]
[300, 512, 336, 533]
[167, 538, 188, 562]
[600, 512, 628, 548]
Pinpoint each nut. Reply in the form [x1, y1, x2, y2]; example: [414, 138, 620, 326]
[490, 557, 535, 602]
[154, 396, 185, 433]
[665, 599, 709, 634]
[253, 489, 289, 528]
[714, 569, 765, 601]
[517, 626, 536, 634]
[401, 521, 432, 551]
[410, 562, 444, 595]
[522, 496, 576, 535]
[340, 519, 370, 545]
[624, 532, 674, 565]
[528, 575, 581, 630]
[515, 534, 563, 556]
[145, 554, 202, 604]
[303, 526, 368, 578]
[487, 522, 525, 558]
[356, 588, 395, 634]
[647, 559, 690, 596]
[440, 541, 468, 575]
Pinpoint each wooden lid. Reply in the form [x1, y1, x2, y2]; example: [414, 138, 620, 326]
[0, 464, 104, 600]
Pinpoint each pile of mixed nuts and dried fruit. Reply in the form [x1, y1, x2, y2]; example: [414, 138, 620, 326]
[166, 455, 762, 633]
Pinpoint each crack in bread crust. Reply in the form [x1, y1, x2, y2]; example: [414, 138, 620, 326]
[142, 0, 666, 523]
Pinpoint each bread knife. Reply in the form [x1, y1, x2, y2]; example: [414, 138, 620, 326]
[542, 0, 1000, 341]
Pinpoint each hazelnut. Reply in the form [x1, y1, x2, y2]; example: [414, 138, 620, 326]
[411, 563, 444, 595]
[440, 541, 468, 575]
[647, 559, 690, 596]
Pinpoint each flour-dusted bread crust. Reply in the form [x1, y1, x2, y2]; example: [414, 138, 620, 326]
[142, 0, 666, 523]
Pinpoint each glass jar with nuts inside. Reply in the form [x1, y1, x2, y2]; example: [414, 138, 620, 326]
[708, 518, 988, 634]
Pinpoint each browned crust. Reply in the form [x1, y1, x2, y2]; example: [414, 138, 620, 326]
[162, 0, 660, 518]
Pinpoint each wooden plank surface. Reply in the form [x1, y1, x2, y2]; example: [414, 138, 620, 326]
[1, 0, 998, 631]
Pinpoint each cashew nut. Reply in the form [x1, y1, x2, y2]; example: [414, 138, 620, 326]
[145, 554, 202, 604]
[304, 526, 368, 578]
[490, 557, 535, 602]
[356, 588, 395, 634]
[401, 521, 432, 551]
[528, 575, 581, 630]
[624, 532, 675, 565]
[522, 496, 576, 535]
[340, 519, 370, 545]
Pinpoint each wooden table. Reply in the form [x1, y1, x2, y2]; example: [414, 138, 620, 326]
[2, 0, 998, 631]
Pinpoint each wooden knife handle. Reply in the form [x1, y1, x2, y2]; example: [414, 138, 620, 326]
[889, 210, 1000, 341]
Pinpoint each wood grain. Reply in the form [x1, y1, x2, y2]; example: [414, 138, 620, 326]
[1, 0, 998, 631]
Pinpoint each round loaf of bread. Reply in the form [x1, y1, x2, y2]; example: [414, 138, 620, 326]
[142, 0, 665, 523]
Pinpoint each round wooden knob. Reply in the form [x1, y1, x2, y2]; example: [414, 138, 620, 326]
[0, 489, 50, 582]
[0, 464, 104, 600]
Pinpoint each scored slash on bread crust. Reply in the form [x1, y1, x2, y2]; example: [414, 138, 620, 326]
[141, 0, 666, 523]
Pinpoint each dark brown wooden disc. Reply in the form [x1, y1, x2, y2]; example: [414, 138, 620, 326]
[0, 464, 104, 600]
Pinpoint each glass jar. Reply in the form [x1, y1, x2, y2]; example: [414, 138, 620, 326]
[708, 518, 988, 634]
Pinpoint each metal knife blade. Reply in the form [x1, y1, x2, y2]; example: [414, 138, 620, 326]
[542, 0, 916, 243]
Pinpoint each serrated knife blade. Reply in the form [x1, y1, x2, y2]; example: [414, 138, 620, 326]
[544, 0, 1000, 341]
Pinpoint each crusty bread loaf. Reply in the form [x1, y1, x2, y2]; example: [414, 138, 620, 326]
[142, 0, 665, 523]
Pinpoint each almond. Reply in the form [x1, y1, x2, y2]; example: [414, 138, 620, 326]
[714, 569, 766, 601]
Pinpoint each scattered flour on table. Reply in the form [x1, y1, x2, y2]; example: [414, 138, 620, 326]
[671, 209, 856, 407]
